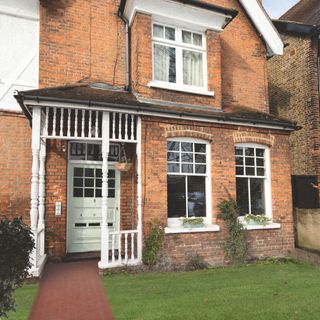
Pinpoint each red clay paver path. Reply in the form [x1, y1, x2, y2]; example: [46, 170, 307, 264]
[29, 260, 114, 320]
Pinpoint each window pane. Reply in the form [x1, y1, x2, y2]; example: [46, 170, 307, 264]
[195, 165, 206, 174]
[108, 170, 115, 178]
[256, 149, 265, 157]
[245, 157, 254, 166]
[96, 189, 102, 198]
[74, 178, 83, 187]
[195, 144, 206, 153]
[182, 164, 193, 173]
[236, 178, 249, 216]
[168, 163, 180, 173]
[235, 147, 243, 155]
[245, 148, 254, 156]
[181, 142, 193, 152]
[193, 33, 202, 46]
[85, 168, 94, 177]
[85, 179, 94, 187]
[165, 27, 175, 40]
[183, 50, 203, 87]
[168, 176, 186, 218]
[74, 167, 83, 177]
[109, 145, 120, 162]
[108, 189, 115, 198]
[154, 44, 176, 83]
[188, 176, 206, 217]
[250, 178, 265, 215]
[109, 180, 115, 188]
[236, 166, 244, 175]
[70, 143, 86, 160]
[153, 24, 163, 38]
[257, 168, 265, 177]
[246, 167, 255, 176]
[167, 141, 179, 151]
[167, 152, 179, 162]
[195, 154, 206, 163]
[181, 153, 193, 162]
[236, 156, 244, 166]
[73, 188, 83, 198]
[87, 144, 102, 161]
[256, 158, 264, 167]
[85, 189, 94, 197]
[96, 178, 102, 188]
[182, 30, 192, 44]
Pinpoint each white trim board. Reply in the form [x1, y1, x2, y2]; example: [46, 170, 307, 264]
[23, 99, 295, 132]
[238, 0, 283, 56]
[122, 0, 232, 32]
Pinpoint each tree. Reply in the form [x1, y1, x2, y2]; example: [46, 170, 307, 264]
[0, 218, 34, 318]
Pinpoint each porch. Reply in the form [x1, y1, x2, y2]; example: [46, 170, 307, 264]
[28, 104, 143, 276]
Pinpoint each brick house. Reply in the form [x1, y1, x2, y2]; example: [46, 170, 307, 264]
[268, 0, 320, 209]
[1, 0, 297, 276]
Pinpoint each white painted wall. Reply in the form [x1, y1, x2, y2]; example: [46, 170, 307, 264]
[0, 0, 39, 112]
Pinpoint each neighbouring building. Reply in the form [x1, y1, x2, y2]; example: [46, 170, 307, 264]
[1, 0, 297, 276]
[0, 0, 39, 220]
[268, 0, 320, 251]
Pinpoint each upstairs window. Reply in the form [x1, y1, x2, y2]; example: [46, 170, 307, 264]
[152, 23, 207, 90]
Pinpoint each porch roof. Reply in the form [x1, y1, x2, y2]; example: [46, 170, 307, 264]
[15, 82, 299, 131]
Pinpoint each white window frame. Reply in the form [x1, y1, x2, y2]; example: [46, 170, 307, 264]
[149, 22, 214, 96]
[235, 143, 272, 221]
[166, 137, 212, 228]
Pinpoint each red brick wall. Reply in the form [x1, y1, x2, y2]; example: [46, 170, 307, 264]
[39, 0, 269, 112]
[0, 112, 31, 222]
[45, 140, 68, 259]
[141, 117, 295, 266]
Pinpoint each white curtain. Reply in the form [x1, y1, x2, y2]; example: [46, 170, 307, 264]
[154, 44, 175, 82]
[183, 50, 203, 87]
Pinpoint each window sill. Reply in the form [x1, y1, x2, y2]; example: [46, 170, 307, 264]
[148, 81, 214, 97]
[238, 217, 281, 230]
[165, 224, 220, 234]
[243, 223, 281, 230]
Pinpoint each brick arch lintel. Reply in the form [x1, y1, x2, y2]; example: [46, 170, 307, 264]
[233, 131, 275, 147]
[165, 126, 213, 142]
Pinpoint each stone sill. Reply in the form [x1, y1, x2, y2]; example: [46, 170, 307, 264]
[148, 81, 214, 97]
[243, 223, 281, 230]
[165, 224, 220, 234]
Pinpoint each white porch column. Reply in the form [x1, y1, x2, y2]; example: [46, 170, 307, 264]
[38, 139, 46, 230]
[29, 106, 41, 274]
[136, 117, 143, 262]
[37, 139, 46, 261]
[98, 112, 110, 269]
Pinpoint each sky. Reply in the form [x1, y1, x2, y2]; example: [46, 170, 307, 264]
[263, 0, 300, 19]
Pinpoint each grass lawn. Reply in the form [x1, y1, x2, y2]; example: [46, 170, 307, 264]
[103, 262, 320, 320]
[6, 283, 38, 320]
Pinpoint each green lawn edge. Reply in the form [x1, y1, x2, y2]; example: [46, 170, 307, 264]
[103, 262, 320, 320]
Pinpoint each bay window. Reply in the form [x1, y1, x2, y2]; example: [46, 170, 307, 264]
[167, 139, 210, 226]
[152, 23, 210, 94]
[235, 144, 271, 218]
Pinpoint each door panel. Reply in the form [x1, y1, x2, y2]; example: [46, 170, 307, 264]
[67, 163, 120, 253]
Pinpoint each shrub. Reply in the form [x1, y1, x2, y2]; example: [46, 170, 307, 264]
[0, 217, 34, 318]
[142, 222, 165, 266]
[186, 254, 209, 271]
[218, 199, 247, 264]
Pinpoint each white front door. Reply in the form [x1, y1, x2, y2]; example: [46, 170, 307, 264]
[67, 163, 120, 253]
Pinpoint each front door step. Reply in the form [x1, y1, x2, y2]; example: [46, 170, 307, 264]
[63, 250, 126, 263]
[63, 251, 100, 263]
